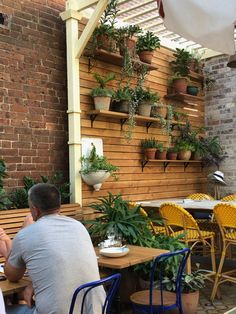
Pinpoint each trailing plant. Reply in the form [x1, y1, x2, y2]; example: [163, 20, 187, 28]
[136, 31, 161, 52]
[91, 0, 119, 53]
[91, 72, 115, 98]
[84, 192, 154, 247]
[9, 172, 71, 209]
[80, 143, 118, 177]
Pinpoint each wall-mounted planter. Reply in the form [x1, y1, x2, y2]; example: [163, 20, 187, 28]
[81, 171, 110, 191]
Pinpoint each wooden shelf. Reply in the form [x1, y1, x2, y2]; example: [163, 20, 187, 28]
[141, 159, 202, 172]
[164, 93, 204, 105]
[87, 109, 185, 132]
[87, 110, 162, 132]
[189, 70, 204, 82]
[87, 49, 158, 72]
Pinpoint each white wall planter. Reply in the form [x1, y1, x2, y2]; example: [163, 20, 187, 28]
[81, 171, 110, 191]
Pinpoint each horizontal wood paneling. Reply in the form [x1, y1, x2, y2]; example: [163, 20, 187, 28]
[78, 20, 206, 207]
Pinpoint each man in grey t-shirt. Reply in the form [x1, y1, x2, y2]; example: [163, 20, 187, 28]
[0, 183, 105, 314]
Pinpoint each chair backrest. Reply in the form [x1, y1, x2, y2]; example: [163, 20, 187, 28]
[159, 202, 200, 233]
[221, 194, 236, 201]
[213, 203, 236, 236]
[149, 248, 190, 312]
[129, 202, 157, 234]
[69, 273, 121, 314]
[187, 193, 214, 200]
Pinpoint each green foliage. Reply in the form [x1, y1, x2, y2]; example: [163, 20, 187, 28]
[167, 146, 178, 153]
[141, 137, 159, 149]
[9, 172, 71, 209]
[0, 160, 11, 210]
[116, 25, 142, 44]
[113, 86, 133, 102]
[80, 143, 119, 177]
[136, 87, 160, 104]
[136, 31, 161, 52]
[156, 142, 164, 152]
[84, 192, 154, 247]
[91, 73, 115, 98]
[175, 140, 195, 152]
[170, 48, 191, 77]
[200, 136, 227, 167]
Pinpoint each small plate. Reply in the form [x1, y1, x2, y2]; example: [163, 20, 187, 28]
[99, 247, 129, 258]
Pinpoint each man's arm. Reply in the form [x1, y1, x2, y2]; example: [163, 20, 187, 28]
[4, 262, 25, 282]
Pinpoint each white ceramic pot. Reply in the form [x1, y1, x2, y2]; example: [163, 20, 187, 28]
[81, 171, 110, 191]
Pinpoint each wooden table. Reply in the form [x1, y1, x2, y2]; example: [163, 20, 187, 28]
[138, 198, 236, 214]
[96, 245, 168, 269]
[0, 276, 30, 296]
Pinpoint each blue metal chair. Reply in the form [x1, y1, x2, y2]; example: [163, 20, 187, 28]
[130, 248, 190, 314]
[69, 273, 121, 314]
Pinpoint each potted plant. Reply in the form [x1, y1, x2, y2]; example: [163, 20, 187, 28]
[141, 137, 158, 159]
[151, 102, 167, 119]
[170, 48, 191, 93]
[167, 146, 178, 160]
[155, 143, 167, 160]
[189, 49, 205, 73]
[187, 85, 199, 96]
[175, 140, 195, 160]
[136, 86, 160, 116]
[112, 86, 133, 113]
[116, 25, 142, 58]
[136, 31, 161, 64]
[91, 72, 115, 110]
[91, 0, 118, 52]
[200, 136, 227, 168]
[80, 143, 118, 191]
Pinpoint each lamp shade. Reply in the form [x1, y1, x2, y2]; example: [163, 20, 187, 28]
[227, 54, 236, 68]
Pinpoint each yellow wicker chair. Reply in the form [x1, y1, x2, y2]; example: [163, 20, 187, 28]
[187, 193, 214, 200]
[129, 202, 166, 235]
[211, 203, 236, 301]
[159, 202, 216, 275]
[221, 194, 236, 201]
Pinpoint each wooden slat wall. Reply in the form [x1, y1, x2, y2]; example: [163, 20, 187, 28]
[79, 19, 206, 206]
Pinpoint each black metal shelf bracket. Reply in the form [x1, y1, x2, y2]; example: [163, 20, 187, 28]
[90, 114, 97, 128]
[120, 119, 127, 131]
[163, 162, 170, 172]
[146, 122, 153, 133]
[141, 160, 148, 172]
[184, 162, 190, 171]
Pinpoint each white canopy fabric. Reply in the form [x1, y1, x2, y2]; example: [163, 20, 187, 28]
[158, 0, 236, 55]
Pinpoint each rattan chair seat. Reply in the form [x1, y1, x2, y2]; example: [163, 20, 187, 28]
[171, 229, 215, 241]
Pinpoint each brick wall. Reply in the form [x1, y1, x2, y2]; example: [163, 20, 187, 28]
[204, 55, 236, 196]
[0, 0, 68, 189]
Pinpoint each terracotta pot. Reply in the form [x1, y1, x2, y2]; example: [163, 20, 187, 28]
[96, 34, 116, 51]
[151, 105, 167, 119]
[119, 38, 136, 58]
[156, 150, 167, 160]
[169, 291, 199, 314]
[172, 78, 188, 94]
[178, 150, 192, 160]
[112, 100, 130, 113]
[144, 148, 156, 160]
[138, 102, 152, 116]
[167, 152, 178, 160]
[192, 151, 202, 161]
[93, 96, 111, 110]
[138, 51, 154, 64]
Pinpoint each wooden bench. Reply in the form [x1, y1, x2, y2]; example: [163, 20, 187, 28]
[0, 203, 82, 264]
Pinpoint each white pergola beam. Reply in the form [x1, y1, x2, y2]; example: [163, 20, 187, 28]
[122, 8, 155, 22]
[118, 0, 155, 16]
[66, 0, 99, 11]
[142, 19, 163, 30]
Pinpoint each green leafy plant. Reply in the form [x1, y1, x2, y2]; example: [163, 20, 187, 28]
[91, 73, 115, 97]
[136, 86, 160, 104]
[0, 160, 11, 210]
[84, 192, 154, 247]
[200, 136, 227, 167]
[113, 86, 133, 102]
[136, 31, 161, 52]
[141, 137, 159, 149]
[156, 142, 164, 152]
[10, 172, 71, 209]
[175, 140, 195, 152]
[170, 48, 191, 77]
[80, 143, 118, 177]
